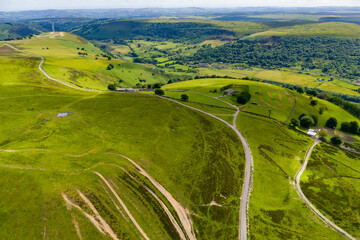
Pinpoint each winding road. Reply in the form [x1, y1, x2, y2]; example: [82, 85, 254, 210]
[6, 42, 254, 239]
[294, 140, 356, 240]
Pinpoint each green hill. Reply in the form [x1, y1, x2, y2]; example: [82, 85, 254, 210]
[0, 22, 40, 40]
[0, 41, 244, 239]
[6, 32, 168, 89]
[244, 22, 360, 40]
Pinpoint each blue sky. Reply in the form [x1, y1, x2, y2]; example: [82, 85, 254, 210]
[2, 0, 360, 11]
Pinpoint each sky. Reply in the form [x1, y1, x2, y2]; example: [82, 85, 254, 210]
[2, 0, 360, 11]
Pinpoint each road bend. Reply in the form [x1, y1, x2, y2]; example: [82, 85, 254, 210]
[294, 140, 356, 240]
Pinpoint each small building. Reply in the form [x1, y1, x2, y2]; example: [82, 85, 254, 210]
[222, 89, 239, 96]
[57, 112, 71, 117]
[116, 88, 138, 92]
[306, 129, 317, 138]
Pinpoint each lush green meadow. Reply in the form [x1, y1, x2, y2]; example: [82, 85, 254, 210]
[244, 22, 360, 40]
[5, 32, 167, 90]
[301, 144, 360, 238]
[0, 47, 245, 239]
[236, 113, 341, 239]
[197, 67, 360, 97]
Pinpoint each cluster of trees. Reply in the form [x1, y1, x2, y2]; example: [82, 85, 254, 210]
[134, 22, 235, 43]
[154, 89, 164, 96]
[341, 121, 359, 134]
[191, 36, 360, 79]
[107, 84, 116, 91]
[106, 63, 114, 70]
[291, 113, 316, 128]
[328, 95, 360, 118]
[236, 92, 251, 104]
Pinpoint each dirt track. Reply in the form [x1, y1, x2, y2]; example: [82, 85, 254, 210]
[108, 153, 196, 240]
[94, 171, 150, 240]
[294, 141, 356, 240]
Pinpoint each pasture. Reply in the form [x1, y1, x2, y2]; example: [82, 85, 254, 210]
[5, 32, 167, 90]
[301, 144, 360, 238]
[236, 113, 341, 239]
[0, 48, 245, 239]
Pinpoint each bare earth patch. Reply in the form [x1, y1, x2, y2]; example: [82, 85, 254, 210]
[0, 46, 16, 53]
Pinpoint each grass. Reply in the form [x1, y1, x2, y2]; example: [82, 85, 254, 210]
[243, 22, 360, 40]
[197, 67, 360, 97]
[0, 48, 245, 239]
[236, 113, 341, 239]
[291, 91, 360, 128]
[164, 78, 293, 123]
[301, 143, 360, 238]
[5, 32, 168, 90]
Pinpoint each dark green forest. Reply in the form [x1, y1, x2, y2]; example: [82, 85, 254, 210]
[190, 37, 360, 79]
[73, 20, 235, 43]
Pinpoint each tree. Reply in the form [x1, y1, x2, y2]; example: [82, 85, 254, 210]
[310, 100, 317, 106]
[107, 56, 112, 60]
[237, 92, 251, 104]
[106, 63, 114, 70]
[288, 86, 294, 90]
[325, 117, 338, 128]
[154, 89, 164, 96]
[341, 122, 351, 132]
[330, 136, 342, 146]
[290, 118, 300, 127]
[297, 87, 304, 94]
[306, 89, 318, 97]
[153, 83, 162, 89]
[181, 94, 189, 102]
[349, 121, 359, 133]
[107, 84, 116, 91]
[318, 130, 328, 142]
[300, 115, 315, 128]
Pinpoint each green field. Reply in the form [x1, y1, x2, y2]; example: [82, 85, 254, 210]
[244, 22, 360, 40]
[236, 113, 341, 239]
[2, 14, 360, 240]
[197, 67, 360, 97]
[0, 43, 245, 239]
[5, 32, 167, 90]
[301, 144, 360, 238]
[164, 78, 360, 129]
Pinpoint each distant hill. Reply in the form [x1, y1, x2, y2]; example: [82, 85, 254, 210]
[0, 22, 39, 40]
[72, 19, 238, 43]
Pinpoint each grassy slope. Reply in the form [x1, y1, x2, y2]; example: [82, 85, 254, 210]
[146, 19, 270, 38]
[5, 32, 167, 90]
[164, 78, 360, 127]
[198, 67, 360, 97]
[244, 22, 360, 40]
[0, 48, 244, 239]
[236, 113, 341, 239]
[301, 144, 360, 238]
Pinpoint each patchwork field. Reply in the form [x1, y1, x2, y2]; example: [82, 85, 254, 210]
[0, 45, 245, 239]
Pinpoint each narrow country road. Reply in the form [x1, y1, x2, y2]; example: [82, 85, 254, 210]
[6, 42, 254, 240]
[156, 96, 253, 240]
[4, 43, 105, 92]
[294, 140, 356, 240]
